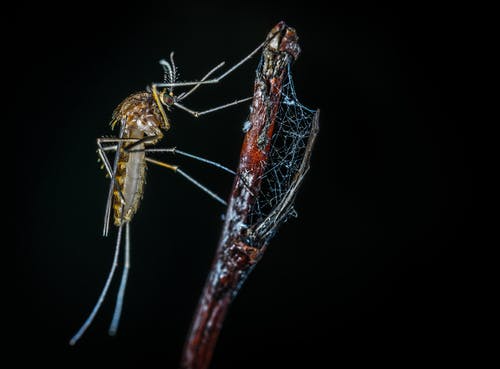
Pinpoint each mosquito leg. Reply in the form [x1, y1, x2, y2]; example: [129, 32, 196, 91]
[129, 147, 236, 175]
[145, 157, 227, 206]
[69, 224, 124, 345]
[98, 135, 159, 175]
[153, 40, 267, 89]
[215, 39, 267, 81]
[133, 147, 254, 195]
[97, 137, 144, 175]
[97, 138, 119, 178]
[97, 139, 121, 236]
[101, 145, 117, 152]
[98, 137, 139, 143]
[163, 148, 255, 195]
[109, 221, 131, 336]
[175, 61, 225, 101]
[152, 41, 264, 118]
[174, 96, 253, 118]
[123, 135, 161, 152]
[97, 126, 134, 236]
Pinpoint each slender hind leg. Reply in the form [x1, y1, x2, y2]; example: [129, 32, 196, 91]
[131, 146, 254, 196]
[69, 224, 124, 345]
[129, 147, 236, 175]
[173, 96, 253, 118]
[145, 157, 227, 206]
[109, 221, 131, 336]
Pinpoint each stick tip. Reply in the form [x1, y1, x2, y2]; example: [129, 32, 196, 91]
[266, 21, 301, 60]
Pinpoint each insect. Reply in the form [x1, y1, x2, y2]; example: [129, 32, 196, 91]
[69, 41, 266, 345]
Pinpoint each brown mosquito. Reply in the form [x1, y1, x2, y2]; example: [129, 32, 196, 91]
[69, 41, 266, 345]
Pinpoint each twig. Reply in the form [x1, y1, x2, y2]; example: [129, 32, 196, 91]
[180, 21, 319, 369]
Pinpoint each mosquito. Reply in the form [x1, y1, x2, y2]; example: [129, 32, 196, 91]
[69, 41, 266, 345]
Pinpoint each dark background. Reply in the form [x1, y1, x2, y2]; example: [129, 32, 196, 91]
[15, 2, 472, 368]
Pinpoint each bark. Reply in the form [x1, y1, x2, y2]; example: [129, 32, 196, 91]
[180, 21, 319, 369]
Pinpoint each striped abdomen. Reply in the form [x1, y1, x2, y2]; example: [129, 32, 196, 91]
[113, 128, 147, 226]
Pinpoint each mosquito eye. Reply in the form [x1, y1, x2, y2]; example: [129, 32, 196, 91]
[163, 95, 174, 105]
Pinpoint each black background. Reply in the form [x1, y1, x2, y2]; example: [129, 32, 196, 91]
[15, 2, 472, 368]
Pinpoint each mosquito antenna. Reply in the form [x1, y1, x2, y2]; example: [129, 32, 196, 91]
[69, 224, 124, 345]
[169, 51, 177, 87]
[159, 60, 173, 92]
[159, 54, 176, 94]
[109, 221, 131, 336]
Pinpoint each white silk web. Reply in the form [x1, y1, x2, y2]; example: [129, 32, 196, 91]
[249, 63, 317, 225]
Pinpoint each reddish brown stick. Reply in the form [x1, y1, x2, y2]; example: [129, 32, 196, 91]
[180, 22, 317, 369]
